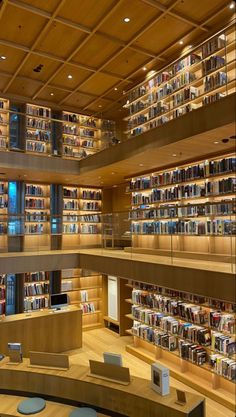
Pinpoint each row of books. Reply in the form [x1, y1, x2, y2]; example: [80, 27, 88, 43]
[81, 202, 100, 211]
[25, 185, 44, 196]
[80, 302, 96, 313]
[80, 224, 100, 234]
[81, 190, 101, 200]
[0, 196, 7, 208]
[130, 282, 235, 313]
[26, 130, 50, 142]
[25, 212, 47, 222]
[0, 183, 6, 194]
[63, 224, 79, 234]
[63, 147, 87, 158]
[63, 188, 78, 198]
[0, 138, 7, 148]
[0, 223, 6, 234]
[0, 100, 7, 109]
[0, 275, 6, 285]
[210, 354, 236, 381]
[0, 287, 6, 300]
[24, 282, 49, 296]
[202, 55, 225, 75]
[26, 141, 47, 153]
[63, 136, 80, 146]
[202, 92, 225, 105]
[129, 158, 235, 191]
[0, 301, 5, 315]
[204, 72, 227, 92]
[131, 219, 236, 236]
[25, 199, 45, 209]
[80, 290, 89, 302]
[24, 296, 49, 311]
[129, 200, 236, 220]
[179, 340, 207, 366]
[202, 34, 226, 59]
[131, 300, 235, 333]
[25, 224, 45, 234]
[26, 118, 51, 130]
[25, 271, 49, 282]
[63, 201, 79, 210]
[26, 105, 51, 118]
[212, 333, 235, 355]
[61, 280, 73, 291]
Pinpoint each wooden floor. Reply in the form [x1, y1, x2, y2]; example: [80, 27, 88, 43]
[66, 328, 235, 417]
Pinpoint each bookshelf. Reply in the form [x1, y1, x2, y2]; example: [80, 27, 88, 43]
[0, 98, 9, 151]
[0, 274, 6, 316]
[62, 185, 80, 249]
[123, 24, 235, 138]
[127, 152, 236, 260]
[0, 180, 7, 252]
[26, 104, 51, 155]
[125, 280, 235, 410]
[24, 183, 51, 251]
[24, 271, 50, 312]
[61, 268, 103, 330]
[79, 187, 102, 248]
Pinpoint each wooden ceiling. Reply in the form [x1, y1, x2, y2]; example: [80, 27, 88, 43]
[0, 0, 234, 119]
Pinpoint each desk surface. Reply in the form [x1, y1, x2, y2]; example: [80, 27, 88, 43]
[0, 358, 204, 417]
[0, 306, 81, 324]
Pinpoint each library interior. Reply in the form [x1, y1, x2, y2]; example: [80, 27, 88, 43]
[0, 1, 235, 417]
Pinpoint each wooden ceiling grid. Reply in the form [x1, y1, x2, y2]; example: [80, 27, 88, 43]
[0, 0, 234, 118]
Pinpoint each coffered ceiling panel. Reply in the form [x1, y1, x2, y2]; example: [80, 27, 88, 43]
[7, 77, 42, 97]
[173, 0, 227, 23]
[0, 73, 11, 91]
[0, 45, 26, 74]
[134, 14, 193, 55]
[63, 92, 96, 108]
[36, 86, 69, 104]
[0, 4, 47, 47]
[99, 0, 161, 42]
[58, 0, 113, 28]
[79, 72, 120, 96]
[37, 22, 87, 59]
[103, 48, 149, 77]
[50, 65, 91, 89]
[19, 55, 62, 82]
[71, 34, 122, 69]
[85, 97, 114, 113]
[16, 0, 62, 13]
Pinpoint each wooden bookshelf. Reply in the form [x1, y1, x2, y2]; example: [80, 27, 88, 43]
[26, 104, 51, 155]
[123, 24, 235, 138]
[0, 274, 6, 316]
[125, 280, 236, 411]
[24, 271, 50, 312]
[79, 187, 102, 248]
[62, 185, 80, 249]
[24, 183, 51, 251]
[127, 152, 236, 260]
[0, 180, 7, 252]
[61, 268, 103, 330]
[0, 98, 9, 151]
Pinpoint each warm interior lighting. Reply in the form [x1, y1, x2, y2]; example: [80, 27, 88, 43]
[0, 56, 6, 60]
[68, 75, 72, 79]
[123, 17, 130, 23]
[229, 2, 235, 9]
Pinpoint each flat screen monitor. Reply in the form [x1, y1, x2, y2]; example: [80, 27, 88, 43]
[103, 352, 123, 367]
[50, 293, 69, 309]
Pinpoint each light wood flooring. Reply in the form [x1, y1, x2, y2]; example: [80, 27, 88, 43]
[67, 328, 235, 417]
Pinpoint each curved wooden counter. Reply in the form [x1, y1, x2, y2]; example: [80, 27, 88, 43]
[0, 358, 205, 417]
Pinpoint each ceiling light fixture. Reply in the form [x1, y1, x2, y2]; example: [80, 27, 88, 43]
[123, 17, 130, 23]
[143, 67, 147, 71]
[98, 105, 102, 108]
[229, 1, 235, 9]
[214, 141, 219, 144]
[114, 87, 118, 91]
[172, 153, 177, 157]
[50, 92, 54, 96]
[0, 56, 6, 60]
[139, 163, 144, 167]
[68, 74, 72, 79]
[179, 40, 183, 45]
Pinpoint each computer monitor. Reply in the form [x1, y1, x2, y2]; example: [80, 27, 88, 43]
[50, 293, 69, 309]
[103, 352, 123, 367]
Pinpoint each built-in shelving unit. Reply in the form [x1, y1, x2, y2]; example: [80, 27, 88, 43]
[62, 185, 80, 248]
[26, 104, 51, 155]
[0, 98, 9, 151]
[24, 271, 50, 312]
[0, 180, 8, 252]
[61, 268, 103, 330]
[0, 274, 6, 316]
[127, 152, 236, 260]
[125, 280, 236, 411]
[24, 183, 51, 251]
[80, 187, 102, 248]
[123, 24, 235, 138]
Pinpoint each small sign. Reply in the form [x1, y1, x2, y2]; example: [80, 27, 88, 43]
[151, 363, 169, 396]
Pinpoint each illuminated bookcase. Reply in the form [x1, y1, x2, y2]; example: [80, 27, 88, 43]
[125, 280, 235, 410]
[26, 104, 51, 155]
[24, 183, 51, 251]
[24, 271, 50, 312]
[0, 98, 9, 151]
[0, 180, 8, 252]
[79, 187, 102, 248]
[0, 274, 6, 316]
[62, 185, 80, 249]
[124, 24, 235, 138]
[61, 268, 103, 330]
[127, 152, 236, 260]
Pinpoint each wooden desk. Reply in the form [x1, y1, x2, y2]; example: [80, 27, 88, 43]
[0, 358, 205, 417]
[0, 307, 82, 356]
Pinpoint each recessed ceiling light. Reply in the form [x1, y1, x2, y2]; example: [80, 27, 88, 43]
[214, 141, 219, 144]
[172, 153, 177, 157]
[0, 56, 6, 60]
[188, 45, 193, 49]
[139, 163, 144, 167]
[114, 87, 118, 91]
[229, 2, 235, 9]
[113, 185, 118, 188]
[179, 40, 183, 45]
[123, 90, 126, 95]
[68, 74, 72, 79]
[111, 172, 115, 175]
[98, 105, 102, 108]
[123, 17, 130, 23]
[143, 67, 147, 71]
[50, 92, 54, 96]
